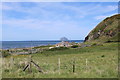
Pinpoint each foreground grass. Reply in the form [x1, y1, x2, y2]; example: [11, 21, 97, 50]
[2, 43, 118, 78]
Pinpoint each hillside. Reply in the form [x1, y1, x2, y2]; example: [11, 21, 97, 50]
[2, 43, 118, 78]
[84, 14, 120, 42]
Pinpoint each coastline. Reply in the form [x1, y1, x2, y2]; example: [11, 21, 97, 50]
[1, 41, 84, 55]
[1, 40, 84, 50]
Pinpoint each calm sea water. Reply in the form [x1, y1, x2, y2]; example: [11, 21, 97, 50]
[1, 40, 83, 49]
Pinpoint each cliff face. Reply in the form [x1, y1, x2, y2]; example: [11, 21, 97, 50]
[84, 14, 120, 42]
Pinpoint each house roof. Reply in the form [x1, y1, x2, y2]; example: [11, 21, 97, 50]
[55, 41, 70, 46]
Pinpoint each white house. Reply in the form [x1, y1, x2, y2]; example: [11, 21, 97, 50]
[55, 41, 72, 47]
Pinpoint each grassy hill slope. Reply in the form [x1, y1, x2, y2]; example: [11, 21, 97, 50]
[84, 14, 120, 42]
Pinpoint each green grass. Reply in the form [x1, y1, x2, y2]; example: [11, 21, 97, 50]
[1, 43, 118, 78]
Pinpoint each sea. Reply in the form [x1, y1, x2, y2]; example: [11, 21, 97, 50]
[1, 40, 84, 49]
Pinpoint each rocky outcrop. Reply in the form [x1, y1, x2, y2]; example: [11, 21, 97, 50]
[84, 14, 120, 42]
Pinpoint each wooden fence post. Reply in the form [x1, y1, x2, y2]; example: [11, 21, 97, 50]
[73, 58, 75, 73]
[86, 58, 88, 72]
[58, 58, 60, 75]
[28, 55, 32, 73]
[23, 64, 29, 71]
[10, 56, 14, 69]
[31, 60, 43, 73]
[86, 59, 87, 66]
[23, 55, 43, 73]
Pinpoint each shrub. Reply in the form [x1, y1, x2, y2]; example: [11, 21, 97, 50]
[101, 55, 105, 57]
[92, 43, 97, 46]
[2, 51, 11, 57]
[71, 45, 78, 48]
[4, 69, 10, 72]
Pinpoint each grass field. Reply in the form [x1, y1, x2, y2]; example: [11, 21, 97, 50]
[1, 42, 118, 78]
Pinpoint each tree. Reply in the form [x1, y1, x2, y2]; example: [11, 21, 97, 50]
[60, 37, 68, 42]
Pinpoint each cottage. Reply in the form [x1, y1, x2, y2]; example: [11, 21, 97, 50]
[55, 41, 72, 47]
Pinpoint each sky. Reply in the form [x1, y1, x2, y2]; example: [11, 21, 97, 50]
[2, 2, 118, 41]
[1, 0, 119, 2]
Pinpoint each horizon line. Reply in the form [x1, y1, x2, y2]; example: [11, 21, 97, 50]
[1, 39, 84, 41]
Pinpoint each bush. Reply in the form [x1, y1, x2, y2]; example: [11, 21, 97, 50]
[101, 55, 105, 57]
[71, 45, 78, 48]
[2, 51, 11, 57]
[92, 43, 97, 46]
[4, 69, 10, 72]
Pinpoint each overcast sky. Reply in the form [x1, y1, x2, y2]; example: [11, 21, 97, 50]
[2, 2, 118, 41]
